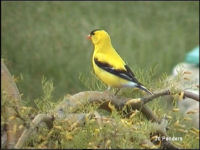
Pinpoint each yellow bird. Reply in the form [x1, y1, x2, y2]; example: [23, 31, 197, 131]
[87, 29, 153, 95]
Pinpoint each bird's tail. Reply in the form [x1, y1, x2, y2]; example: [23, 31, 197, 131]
[137, 85, 153, 95]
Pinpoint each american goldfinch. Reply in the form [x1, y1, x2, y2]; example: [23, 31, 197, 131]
[87, 29, 153, 95]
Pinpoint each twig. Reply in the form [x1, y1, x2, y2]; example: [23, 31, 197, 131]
[122, 90, 171, 122]
[184, 90, 199, 102]
[15, 114, 54, 149]
[142, 90, 171, 104]
[13, 106, 29, 128]
[141, 105, 161, 123]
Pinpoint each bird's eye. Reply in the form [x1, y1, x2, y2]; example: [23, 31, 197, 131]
[90, 31, 95, 36]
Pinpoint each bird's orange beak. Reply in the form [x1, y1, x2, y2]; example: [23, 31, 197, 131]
[87, 35, 91, 40]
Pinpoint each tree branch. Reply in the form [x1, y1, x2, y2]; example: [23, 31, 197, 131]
[183, 90, 199, 101]
[54, 91, 161, 123]
[142, 90, 171, 104]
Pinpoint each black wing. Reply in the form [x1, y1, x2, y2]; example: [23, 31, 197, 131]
[124, 65, 141, 84]
[94, 58, 141, 85]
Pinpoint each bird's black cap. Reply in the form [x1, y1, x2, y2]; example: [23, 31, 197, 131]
[90, 29, 101, 36]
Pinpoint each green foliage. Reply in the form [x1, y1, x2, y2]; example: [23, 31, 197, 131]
[34, 77, 56, 113]
[79, 70, 107, 91]
[1, 90, 37, 134]
[1, 73, 199, 149]
[1, 1, 199, 100]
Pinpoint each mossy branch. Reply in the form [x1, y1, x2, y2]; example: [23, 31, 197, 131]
[56, 90, 171, 123]
[54, 88, 199, 128]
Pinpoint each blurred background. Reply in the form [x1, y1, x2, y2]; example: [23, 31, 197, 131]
[2, 1, 199, 101]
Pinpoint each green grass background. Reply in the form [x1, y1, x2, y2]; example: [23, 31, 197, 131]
[2, 1, 199, 100]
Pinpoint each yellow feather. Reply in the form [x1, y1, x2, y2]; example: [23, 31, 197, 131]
[92, 58, 129, 88]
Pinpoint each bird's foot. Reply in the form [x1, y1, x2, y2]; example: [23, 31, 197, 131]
[103, 87, 120, 97]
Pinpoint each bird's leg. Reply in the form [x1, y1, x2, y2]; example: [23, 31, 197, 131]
[103, 86, 112, 95]
[107, 86, 111, 91]
[114, 88, 121, 96]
